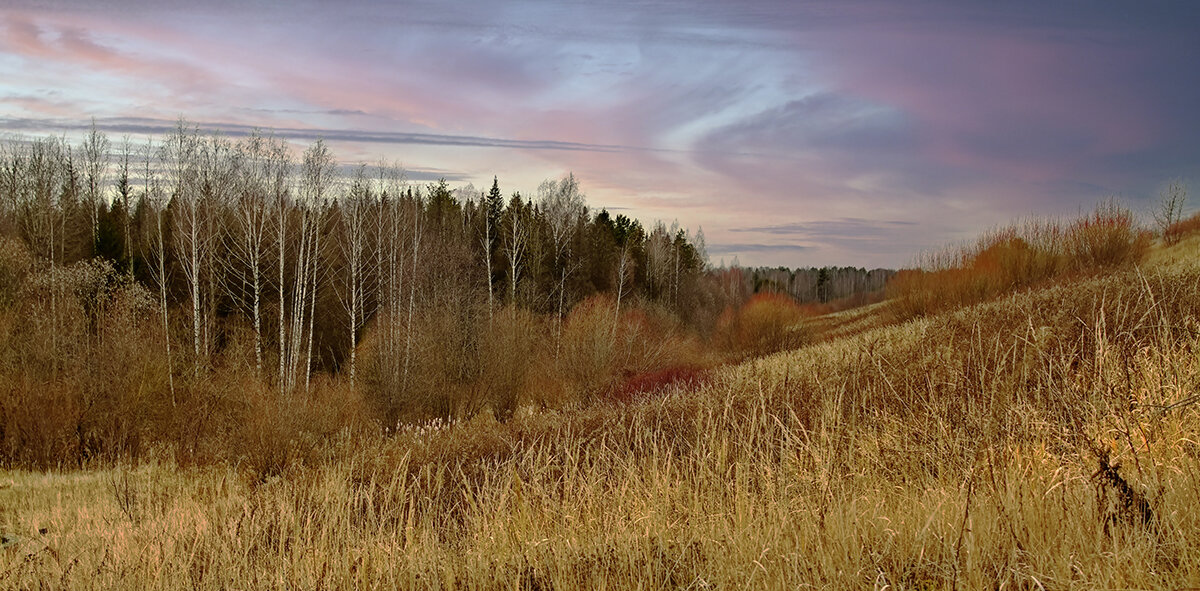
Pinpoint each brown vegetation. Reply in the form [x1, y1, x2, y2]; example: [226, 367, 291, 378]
[1165, 210, 1200, 244]
[887, 200, 1151, 319]
[4, 125, 1196, 587]
[2, 235, 1198, 588]
[0, 126, 830, 470]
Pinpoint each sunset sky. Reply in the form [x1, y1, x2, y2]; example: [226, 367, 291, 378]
[1, 0, 1198, 268]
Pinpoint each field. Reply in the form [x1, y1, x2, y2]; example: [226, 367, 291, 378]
[3, 233, 1200, 589]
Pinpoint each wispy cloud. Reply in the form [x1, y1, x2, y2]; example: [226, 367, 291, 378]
[705, 242, 815, 256]
[732, 218, 918, 237]
[2, 0, 1198, 268]
[0, 116, 655, 153]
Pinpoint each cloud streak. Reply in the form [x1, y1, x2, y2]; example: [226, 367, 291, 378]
[0, 116, 661, 154]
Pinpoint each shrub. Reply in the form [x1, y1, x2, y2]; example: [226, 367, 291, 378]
[1064, 200, 1150, 270]
[0, 237, 32, 309]
[552, 295, 706, 407]
[0, 259, 169, 467]
[715, 292, 808, 359]
[1165, 211, 1200, 244]
[233, 375, 373, 478]
[887, 201, 1150, 320]
[608, 365, 710, 404]
[477, 306, 542, 420]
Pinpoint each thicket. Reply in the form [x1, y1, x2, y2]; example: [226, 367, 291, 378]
[0, 123, 848, 468]
[887, 200, 1153, 319]
[1165, 210, 1200, 244]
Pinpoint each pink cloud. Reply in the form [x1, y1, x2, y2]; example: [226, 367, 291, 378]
[1, 14, 217, 95]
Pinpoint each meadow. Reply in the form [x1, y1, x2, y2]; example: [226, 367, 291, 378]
[2, 208, 1199, 589]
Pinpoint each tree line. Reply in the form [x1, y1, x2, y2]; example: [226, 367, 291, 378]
[0, 124, 730, 407]
[742, 266, 895, 305]
[0, 121, 894, 438]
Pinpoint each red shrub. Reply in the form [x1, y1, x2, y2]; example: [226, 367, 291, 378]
[1165, 211, 1200, 244]
[716, 292, 808, 358]
[887, 201, 1149, 320]
[607, 365, 711, 404]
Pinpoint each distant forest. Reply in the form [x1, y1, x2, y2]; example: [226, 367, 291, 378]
[741, 266, 894, 306]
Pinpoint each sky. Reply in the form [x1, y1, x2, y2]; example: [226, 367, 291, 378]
[1, 0, 1198, 268]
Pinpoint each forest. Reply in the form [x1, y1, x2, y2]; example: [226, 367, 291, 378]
[0, 122, 888, 467]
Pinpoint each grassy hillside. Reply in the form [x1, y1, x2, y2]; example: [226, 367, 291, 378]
[2, 233, 1199, 588]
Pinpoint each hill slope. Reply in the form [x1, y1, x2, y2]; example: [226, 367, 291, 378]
[3, 236, 1199, 588]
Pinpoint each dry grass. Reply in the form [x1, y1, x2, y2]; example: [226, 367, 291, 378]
[2, 235, 1199, 589]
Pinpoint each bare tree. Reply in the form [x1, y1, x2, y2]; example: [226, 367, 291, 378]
[402, 185, 423, 392]
[645, 221, 672, 300]
[669, 220, 682, 305]
[80, 121, 110, 253]
[481, 195, 495, 319]
[270, 138, 293, 394]
[1155, 180, 1188, 245]
[16, 138, 68, 371]
[286, 139, 336, 393]
[375, 167, 400, 393]
[278, 141, 321, 395]
[612, 242, 633, 338]
[538, 173, 585, 356]
[142, 137, 175, 404]
[336, 164, 378, 389]
[198, 134, 237, 361]
[226, 131, 277, 374]
[162, 120, 207, 376]
[692, 226, 708, 272]
[503, 194, 528, 305]
[0, 143, 19, 235]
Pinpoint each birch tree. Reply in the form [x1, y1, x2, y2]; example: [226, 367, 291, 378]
[402, 185, 423, 392]
[17, 139, 67, 369]
[337, 164, 377, 388]
[538, 173, 585, 337]
[80, 121, 110, 253]
[282, 139, 335, 393]
[141, 137, 175, 404]
[536, 174, 583, 362]
[162, 121, 207, 376]
[503, 193, 528, 306]
[612, 242, 633, 338]
[645, 221, 672, 300]
[227, 131, 277, 374]
[197, 134, 236, 360]
[271, 138, 293, 394]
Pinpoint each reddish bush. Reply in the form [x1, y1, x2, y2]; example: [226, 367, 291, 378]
[607, 365, 711, 404]
[1165, 211, 1200, 244]
[716, 292, 808, 359]
[887, 201, 1149, 319]
[1064, 201, 1151, 270]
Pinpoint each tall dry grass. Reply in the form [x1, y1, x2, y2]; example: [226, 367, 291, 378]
[3, 240, 1199, 588]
